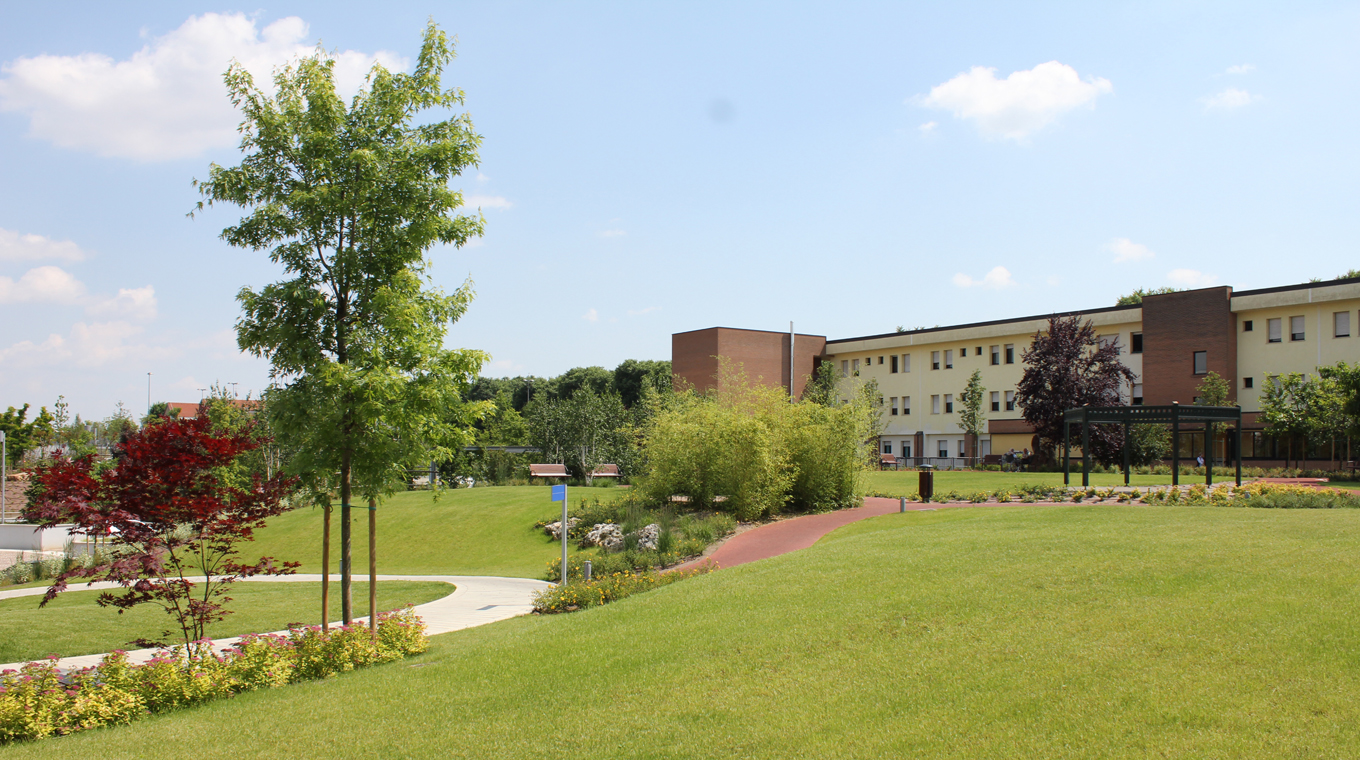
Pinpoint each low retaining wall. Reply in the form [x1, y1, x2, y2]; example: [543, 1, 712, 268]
[0, 523, 74, 553]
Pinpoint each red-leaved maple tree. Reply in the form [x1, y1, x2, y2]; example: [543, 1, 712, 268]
[23, 414, 298, 648]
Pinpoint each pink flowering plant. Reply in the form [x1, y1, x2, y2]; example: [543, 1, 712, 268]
[0, 606, 427, 744]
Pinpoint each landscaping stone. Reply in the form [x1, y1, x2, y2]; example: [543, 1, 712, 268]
[583, 523, 623, 549]
[636, 523, 660, 551]
[544, 518, 579, 541]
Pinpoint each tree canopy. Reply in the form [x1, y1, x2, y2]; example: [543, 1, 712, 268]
[196, 21, 489, 623]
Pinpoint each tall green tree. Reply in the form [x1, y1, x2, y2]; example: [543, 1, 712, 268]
[1193, 371, 1232, 406]
[0, 404, 54, 468]
[196, 22, 489, 625]
[958, 369, 987, 459]
[1259, 373, 1313, 469]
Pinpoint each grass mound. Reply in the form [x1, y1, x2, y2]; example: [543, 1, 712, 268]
[10, 506, 1360, 758]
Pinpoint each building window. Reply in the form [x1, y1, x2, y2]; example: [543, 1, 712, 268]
[1243, 377, 1254, 389]
[938, 441, 949, 458]
[1243, 320, 1253, 332]
[1336, 312, 1351, 338]
[1290, 315, 1305, 341]
[878, 356, 884, 365]
[931, 395, 940, 414]
[975, 346, 982, 356]
[1098, 334, 1118, 352]
[1131, 332, 1143, 354]
[958, 440, 966, 457]
[1004, 344, 1015, 364]
[990, 391, 1000, 412]
[990, 345, 1000, 365]
[890, 397, 899, 415]
[902, 354, 911, 373]
[960, 347, 966, 357]
[931, 351, 940, 370]
[1131, 383, 1143, 405]
[1004, 390, 1015, 412]
[890, 355, 899, 373]
[944, 394, 953, 413]
[903, 396, 911, 415]
[944, 350, 953, 369]
[902, 442, 912, 458]
[1193, 351, 1207, 375]
[1268, 318, 1282, 343]
[840, 360, 848, 377]
[852, 359, 860, 375]
[883, 441, 893, 455]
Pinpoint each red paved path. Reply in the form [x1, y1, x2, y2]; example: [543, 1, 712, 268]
[673, 496, 991, 571]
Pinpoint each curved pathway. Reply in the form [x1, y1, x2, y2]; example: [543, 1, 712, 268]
[0, 574, 549, 673]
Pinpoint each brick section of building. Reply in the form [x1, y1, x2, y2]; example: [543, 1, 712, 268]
[671, 327, 827, 398]
[1140, 287, 1237, 406]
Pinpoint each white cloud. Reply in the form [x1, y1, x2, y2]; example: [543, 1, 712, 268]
[1202, 87, 1259, 111]
[952, 266, 1015, 289]
[920, 61, 1112, 141]
[462, 194, 512, 211]
[1226, 64, 1255, 75]
[0, 320, 174, 369]
[87, 285, 157, 322]
[0, 13, 406, 161]
[0, 265, 87, 304]
[599, 229, 626, 238]
[918, 121, 938, 134]
[627, 306, 660, 316]
[582, 308, 599, 323]
[0, 228, 87, 262]
[1108, 238, 1155, 263]
[1167, 268, 1218, 287]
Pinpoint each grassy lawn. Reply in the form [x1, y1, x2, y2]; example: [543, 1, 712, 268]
[15, 505, 1360, 758]
[249, 485, 627, 578]
[0, 581, 452, 664]
[863, 468, 1176, 497]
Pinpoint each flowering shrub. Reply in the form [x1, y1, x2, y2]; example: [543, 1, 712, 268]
[0, 606, 427, 744]
[533, 566, 712, 614]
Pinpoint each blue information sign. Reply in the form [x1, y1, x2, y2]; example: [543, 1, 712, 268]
[551, 484, 566, 502]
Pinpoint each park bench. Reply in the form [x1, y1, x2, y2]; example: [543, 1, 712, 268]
[879, 453, 899, 471]
[529, 463, 569, 481]
[982, 454, 1003, 467]
[590, 464, 621, 479]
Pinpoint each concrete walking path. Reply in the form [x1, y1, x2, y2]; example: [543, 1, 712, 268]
[0, 574, 549, 673]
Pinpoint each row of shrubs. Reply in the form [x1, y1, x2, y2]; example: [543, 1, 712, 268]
[970, 463, 1360, 479]
[868, 482, 1360, 509]
[532, 566, 712, 614]
[1, 543, 117, 587]
[0, 607, 428, 744]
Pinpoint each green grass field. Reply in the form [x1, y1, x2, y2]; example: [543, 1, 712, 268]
[863, 468, 1176, 496]
[14, 505, 1360, 758]
[0, 581, 453, 664]
[249, 485, 627, 578]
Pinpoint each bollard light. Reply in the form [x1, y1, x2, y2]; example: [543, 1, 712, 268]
[584, 560, 592, 582]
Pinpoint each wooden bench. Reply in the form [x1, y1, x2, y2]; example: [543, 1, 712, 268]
[879, 453, 899, 471]
[590, 464, 621, 479]
[982, 454, 1003, 467]
[529, 463, 569, 480]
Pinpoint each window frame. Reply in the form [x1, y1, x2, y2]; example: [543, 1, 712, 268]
[1267, 318, 1282, 343]
[1335, 311, 1351, 338]
[990, 390, 1000, 412]
[1004, 344, 1015, 364]
[944, 350, 953, 369]
[931, 351, 940, 371]
[1290, 315, 1305, 342]
[1193, 351, 1207, 375]
[989, 345, 1000, 365]
[1004, 390, 1015, 412]
[944, 393, 953, 414]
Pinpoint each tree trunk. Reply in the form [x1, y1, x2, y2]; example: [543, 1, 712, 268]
[369, 496, 377, 642]
[321, 496, 331, 630]
[341, 450, 353, 624]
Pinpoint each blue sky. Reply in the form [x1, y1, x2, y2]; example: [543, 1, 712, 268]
[1, 2, 1357, 419]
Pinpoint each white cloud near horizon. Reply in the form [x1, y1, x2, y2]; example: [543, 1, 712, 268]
[1226, 64, 1256, 75]
[1109, 238, 1155, 263]
[462, 194, 512, 211]
[0, 265, 87, 304]
[87, 285, 158, 322]
[582, 308, 599, 322]
[0, 228, 87, 262]
[952, 266, 1015, 289]
[0, 320, 174, 369]
[1202, 87, 1259, 111]
[1168, 268, 1218, 287]
[0, 13, 406, 161]
[918, 121, 938, 134]
[920, 61, 1112, 141]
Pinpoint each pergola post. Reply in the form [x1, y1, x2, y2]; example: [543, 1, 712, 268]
[1235, 406, 1243, 487]
[1171, 402, 1180, 487]
[1122, 411, 1131, 487]
[1206, 421, 1214, 487]
[1081, 407, 1091, 488]
[1063, 416, 1070, 486]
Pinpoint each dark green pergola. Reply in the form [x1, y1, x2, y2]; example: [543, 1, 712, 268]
[1063, 402, 1243, 488]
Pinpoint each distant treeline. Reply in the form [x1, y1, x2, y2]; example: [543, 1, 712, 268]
[466, 359, 672, 411]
